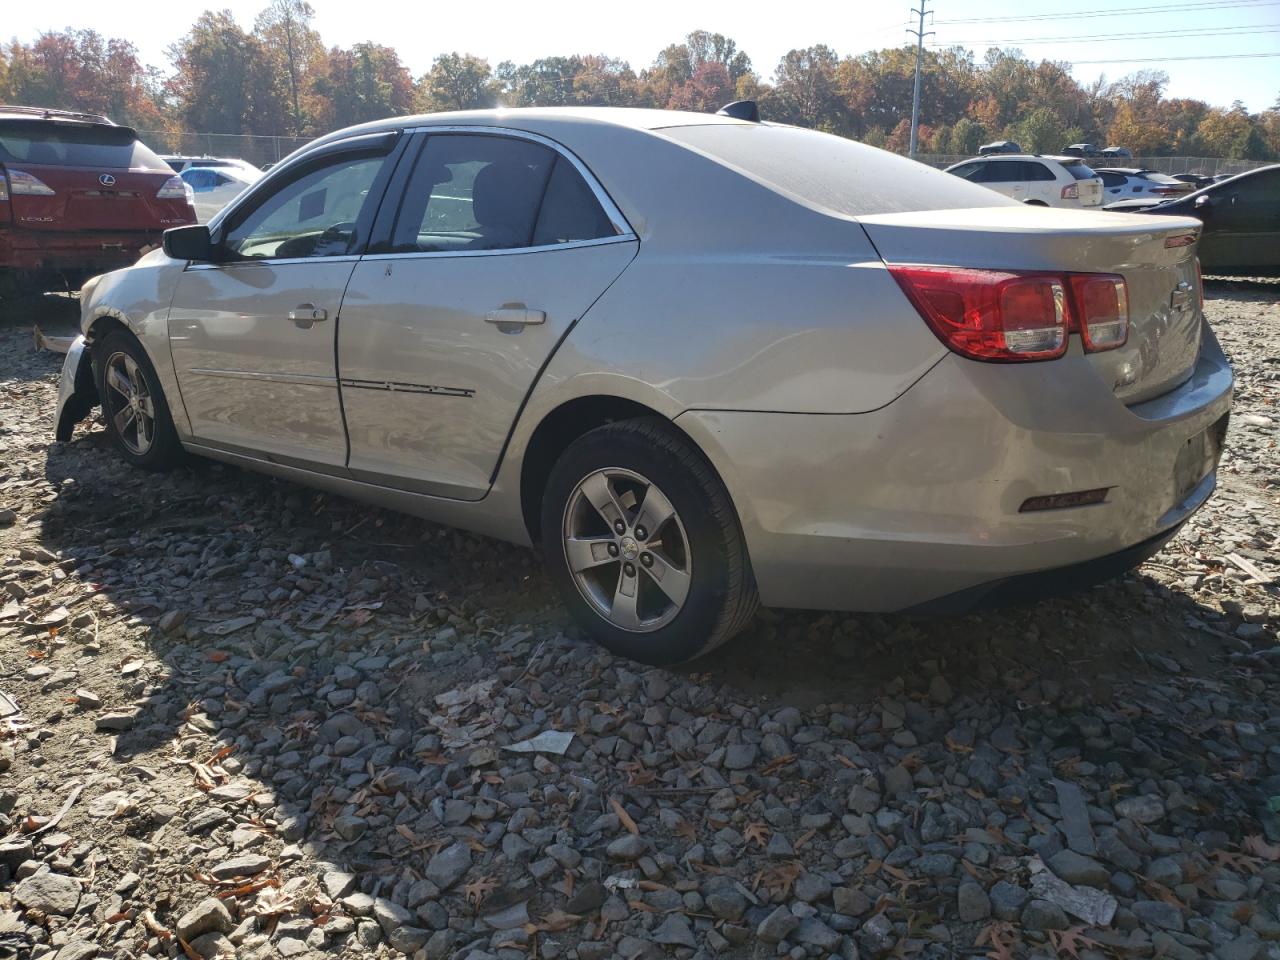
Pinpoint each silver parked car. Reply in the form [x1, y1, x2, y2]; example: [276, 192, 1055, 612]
[56, 107, 1232, 665]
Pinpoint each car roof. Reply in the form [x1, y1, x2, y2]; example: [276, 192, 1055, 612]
[306, 106, 750, 151]
[961, 154, 1080, 164]
[0, 104, 114, 125]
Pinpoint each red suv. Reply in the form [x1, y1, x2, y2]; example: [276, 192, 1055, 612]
[0, 105, 196, 292]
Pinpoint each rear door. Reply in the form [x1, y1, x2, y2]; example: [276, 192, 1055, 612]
[1023, 161, 1058, 205]
[978, 160, 1025, 201]
[338, 129, 638, 500]
[168, 132, 403, 469]
[0, 118, 191, 232]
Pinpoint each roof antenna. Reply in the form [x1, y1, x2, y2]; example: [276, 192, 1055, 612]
[716, 100, 759, 123]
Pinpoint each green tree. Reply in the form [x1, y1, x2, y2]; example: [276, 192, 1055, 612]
[768, 45, 842, 131]
[417, 52, 496, 111]
[254, 0, 322, 136]
[311, 42, 413, 129]
[167, 12, 267, 134]
[1013, 106, 1067, 154]
[947, 117, 986, 155]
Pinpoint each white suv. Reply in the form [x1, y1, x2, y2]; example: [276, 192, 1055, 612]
[944, 155, 1104, 208]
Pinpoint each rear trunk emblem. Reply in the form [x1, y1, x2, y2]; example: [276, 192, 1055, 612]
[99, 174, 116, 186]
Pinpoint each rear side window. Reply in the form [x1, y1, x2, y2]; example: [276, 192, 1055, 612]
[389, 134, 617, 254]
[664, 123, 1014, 215]
[182, 169, 231, 191]
[532, 158, 617, 245]
[1025, 163, 1056, 182]
[1063, 162, 1097, 181]
[0, 120, 170, 171]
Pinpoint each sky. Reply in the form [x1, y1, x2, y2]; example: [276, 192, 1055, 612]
[11, 0, 1280, 112]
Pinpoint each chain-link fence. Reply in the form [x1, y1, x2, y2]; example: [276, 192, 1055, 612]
[916, 154, 1272, 176]
[138, 132, 315, 168]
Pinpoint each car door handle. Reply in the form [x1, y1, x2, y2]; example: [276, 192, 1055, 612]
[485, 307, 546, 326]
[288, 304, 327, 327]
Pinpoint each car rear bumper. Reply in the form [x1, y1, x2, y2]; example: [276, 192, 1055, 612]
[675, 328, 1233, 612]
[0, 229, 162, 272]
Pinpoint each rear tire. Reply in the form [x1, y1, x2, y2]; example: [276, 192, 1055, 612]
[92, 329, 183, 471]
[541, 417, 758, 665]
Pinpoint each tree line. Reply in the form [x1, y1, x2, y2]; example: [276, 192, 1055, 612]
[2, 1, 1277, 160]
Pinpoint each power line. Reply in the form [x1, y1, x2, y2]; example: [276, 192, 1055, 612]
[1069, 51, 1280, 63]
[934, 0, 1279, 24]
[930, 25, 1280, 44]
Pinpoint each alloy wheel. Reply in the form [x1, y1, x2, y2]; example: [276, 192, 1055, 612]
[561, 467, 692, 632]
[103, 351, 155, 456]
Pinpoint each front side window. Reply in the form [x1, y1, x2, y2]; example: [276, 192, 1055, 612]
[223, 153, 385, 260]
[948, 162, 985, 182]
[389, 134, 618, 254]
[983, 161, 1020, 183]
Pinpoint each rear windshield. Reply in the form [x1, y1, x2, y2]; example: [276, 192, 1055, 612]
[0, 120, 170, 171]
[663, 123, 1015, 216]
[1062, 161, 1098, 180]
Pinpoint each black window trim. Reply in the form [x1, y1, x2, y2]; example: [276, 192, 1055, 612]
[362, 125, 637, 261]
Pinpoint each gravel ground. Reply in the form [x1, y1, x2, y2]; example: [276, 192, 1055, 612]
[0, 283, 1278, 960]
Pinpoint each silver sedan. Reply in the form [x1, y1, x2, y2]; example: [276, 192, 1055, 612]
[55, 106, 1232, 665]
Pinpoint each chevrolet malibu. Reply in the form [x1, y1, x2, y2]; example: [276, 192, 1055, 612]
[54, 106, 1232, 665]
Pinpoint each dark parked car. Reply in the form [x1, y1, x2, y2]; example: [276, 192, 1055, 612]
[1171, 172, 1215, 189]
[977, 140, 1022, 155]
[0, 105, 196, 293]
[1101, 146, 1133, 159]
[1104, 164, 1280, 276]
[1062, 142, 1100, 158]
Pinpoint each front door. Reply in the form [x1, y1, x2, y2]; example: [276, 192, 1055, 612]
[338, 131, 638, 499]
[1199, 169, 1280, 272]
[168, 139, 397, 468]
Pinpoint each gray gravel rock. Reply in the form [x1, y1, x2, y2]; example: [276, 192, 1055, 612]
[175, 897, 234, 940]
[757, 905, 800, 943]
[424, 842, 471, 890]
[1048, 848, 1111, 887]
[13, 872, 80, 915]
[1132, 899, 1185, 932]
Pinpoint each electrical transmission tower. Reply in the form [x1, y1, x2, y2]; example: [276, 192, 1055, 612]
[908, 2, 934, 157]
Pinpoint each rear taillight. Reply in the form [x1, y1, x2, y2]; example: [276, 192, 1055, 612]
[0, 171, 8, 203]
[156, 176, 194, 202]
[1060, 183, 1079, 200]
[6, 169, 54, 196]
[1068, 274, 1128, 351]
[888, 266, 1068, 362]
[889, 265, 1130, 362]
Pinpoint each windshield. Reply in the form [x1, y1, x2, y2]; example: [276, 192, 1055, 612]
[664, 124, 1014, 216]
[0, 120, 170, 171]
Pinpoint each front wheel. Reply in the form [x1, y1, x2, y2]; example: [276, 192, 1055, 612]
[92, 329, 183, 470]
[540, 418, 758, 665]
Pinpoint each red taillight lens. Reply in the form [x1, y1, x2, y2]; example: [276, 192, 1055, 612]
[888, 266, 1068, 362]
[891, 265, 1131, 361]
[1068, 274, 1129, 352]
[1061, 183, 1079, 200]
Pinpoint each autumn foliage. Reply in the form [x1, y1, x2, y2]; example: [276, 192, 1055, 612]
[1, 3, 1276, 161]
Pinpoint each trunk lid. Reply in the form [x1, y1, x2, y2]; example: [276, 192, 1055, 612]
[859, 205, 1205, 404]
[0, 117, 194, 232]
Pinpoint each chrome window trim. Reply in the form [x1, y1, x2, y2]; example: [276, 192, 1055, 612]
[361, 234, 635, 263]
[401, 124, 636, 240]
[186, 255, 362, 271]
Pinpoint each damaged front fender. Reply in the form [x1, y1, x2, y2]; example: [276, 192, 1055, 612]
[54, 336, 97, 442]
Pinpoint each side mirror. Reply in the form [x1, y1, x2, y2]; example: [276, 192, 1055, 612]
[163, 224, 214, 261]
[1194, 194, 1214, 210]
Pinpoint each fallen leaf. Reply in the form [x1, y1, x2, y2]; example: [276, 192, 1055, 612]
[743, 822, 770, 848]
[609, 797, 639, 836]
[1244, 835, 1280, 861]
[535, 909, 582, 932]
[975, 920, 1019, 960]
[1048, 926, 1102, 959]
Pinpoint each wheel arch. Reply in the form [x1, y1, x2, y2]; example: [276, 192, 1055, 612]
[518, 394, 737, 546]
